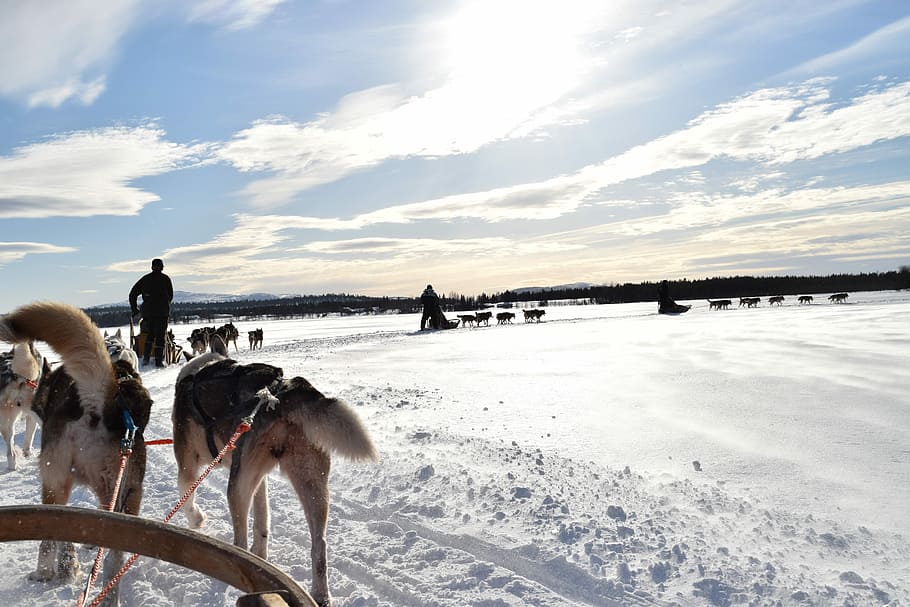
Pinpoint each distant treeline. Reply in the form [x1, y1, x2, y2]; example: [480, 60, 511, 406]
[85, 268, 910, 328]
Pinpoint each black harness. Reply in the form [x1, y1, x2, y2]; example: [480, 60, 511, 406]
[187, 360, 283, 458]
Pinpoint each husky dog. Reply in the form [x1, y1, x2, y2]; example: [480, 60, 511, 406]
[708, 299, 732, 310]
[522, 309, 546, 322]
[248, 328, 263, 350]
[496, 312, 515, 324]
[738, 297, 760, 308]
[829, 292, 849, 303]
[172, 340, 376, 606]
[475, 311, 493, 326]
[187, 327, 211, 355]
[456, 314, 476, 327]
[0, 302, 152, 606]
[215, 322, 240, 352]
[0, 342, 45, 470]
[104, 328, 140, 371]
[769, 295, 785, 306]
[798, 295, 813, 304]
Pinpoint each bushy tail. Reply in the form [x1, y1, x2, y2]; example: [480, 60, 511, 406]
[291, 397, 378, 462]
[0, 301, 112, 415]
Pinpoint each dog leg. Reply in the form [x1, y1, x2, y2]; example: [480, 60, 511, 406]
[29, 482, 78, 582]
[251, 477, 271, 559]
[227, 458, 270, 557]
[99, 550, 124, 607]
[177, 460, 207, 528]
[0, 409, 18, 471]
[23, 410, 38, 457]
[284, 449, 332, 606]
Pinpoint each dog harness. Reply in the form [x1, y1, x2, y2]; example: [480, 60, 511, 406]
[0, 352, 39, 392]
[184, 360, 284, 458]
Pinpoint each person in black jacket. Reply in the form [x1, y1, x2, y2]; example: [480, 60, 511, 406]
[129, 258, 174, 367]
[420, 284, 442, 330]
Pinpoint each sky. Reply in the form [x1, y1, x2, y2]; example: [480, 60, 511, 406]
[1, 0, 909, 311]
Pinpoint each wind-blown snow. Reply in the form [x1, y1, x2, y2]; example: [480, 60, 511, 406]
[1, 291, 908, 606]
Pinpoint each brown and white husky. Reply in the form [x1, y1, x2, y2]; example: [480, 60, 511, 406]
[0, 302, 152, 606]
[172, 336, 377, 607]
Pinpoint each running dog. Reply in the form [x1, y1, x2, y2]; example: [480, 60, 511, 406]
[0, 302, 152, 606]
[522, 309, 546, 322]
[798, 295, 813, 304]
[738, 297, 760, 308]
[496, 312, 515, 324]
[215, 322, 240, 352]
[708, 299, 732, 310]
[248, 328, 263, 350]
[769, 295, 785, 306]
[829, 292, 849, 303]
[172, 340, 377, 606]
[103, 328, 140, 371]
[456, 314, 476, 327]
[0, 342, 45, 471]
[475, 311, 493, 326]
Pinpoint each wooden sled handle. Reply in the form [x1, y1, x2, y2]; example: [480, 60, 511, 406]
[0, 505, 316, 607]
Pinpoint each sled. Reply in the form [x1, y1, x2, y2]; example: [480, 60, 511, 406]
[0, 505, 317, 607]
[659, 303, 691, 315]
[132, 327, 183, 365]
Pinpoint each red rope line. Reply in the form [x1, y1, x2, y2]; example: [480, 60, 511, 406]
[144, 438, 174, 446]
[85, 422, 252, 607]
[76, 451, 130, 607]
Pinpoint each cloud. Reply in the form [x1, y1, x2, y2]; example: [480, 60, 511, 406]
[0, 123, 213, 219]
[0, 0, 141, 107]
[218, 2, 617, 208]
[787, 15, 910, 76]
[0, 242, 77, 267]
[106, 79, 910, 296]
[187, 0, 288, 30]
[222, 78, 910, 224]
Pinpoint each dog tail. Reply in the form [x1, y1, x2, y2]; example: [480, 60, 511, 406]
[0, 301, 112, 415]
[290, 396, 378, 462]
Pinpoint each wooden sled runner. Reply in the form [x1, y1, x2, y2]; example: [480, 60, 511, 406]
[0, 505, 317, 607]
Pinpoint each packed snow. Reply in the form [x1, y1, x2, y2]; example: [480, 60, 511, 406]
[1, 291, 908, 606]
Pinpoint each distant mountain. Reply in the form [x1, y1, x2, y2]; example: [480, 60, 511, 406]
[171, 290, 290, 304]
[510, 282, 594, 294]
[92, 291, 294, 309]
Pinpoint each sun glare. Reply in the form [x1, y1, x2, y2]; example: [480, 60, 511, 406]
[439, 1, 595, 121]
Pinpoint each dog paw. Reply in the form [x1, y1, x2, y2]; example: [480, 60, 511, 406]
[187, 510, 207, 529]
[27, 569, 56, 583]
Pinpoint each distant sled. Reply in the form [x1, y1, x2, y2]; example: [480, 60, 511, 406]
[659, 303, 691, 315]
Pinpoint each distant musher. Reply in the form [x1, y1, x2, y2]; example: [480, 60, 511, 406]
[420, 284, 451, 330]
[657, 280, 690, 315]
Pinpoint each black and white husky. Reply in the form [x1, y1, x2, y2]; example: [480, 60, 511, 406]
[0, 302, 152, 606]
[103, 328, 140, 371]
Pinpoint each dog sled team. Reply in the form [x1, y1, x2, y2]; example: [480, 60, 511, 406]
[706, 291, 849, 310]
[421, 284, 549, 331]
[0, 261, 377, 606]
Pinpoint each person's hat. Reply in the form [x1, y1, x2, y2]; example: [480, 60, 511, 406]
[426, 284, 433, 289]
[152, 258, 164, 270]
